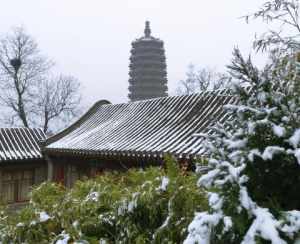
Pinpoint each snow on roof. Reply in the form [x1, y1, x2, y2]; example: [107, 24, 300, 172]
[0, 128, 46, 163]
[44, 90, 236, 159]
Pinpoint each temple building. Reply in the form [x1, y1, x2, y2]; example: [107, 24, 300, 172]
[128, 21, 168, 101]
[0, 128, 46, 205]
[42, 90, 236, 187]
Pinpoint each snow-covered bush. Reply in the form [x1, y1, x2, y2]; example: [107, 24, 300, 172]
[0, 157, 207, 243]
[185, 49, 300, 244]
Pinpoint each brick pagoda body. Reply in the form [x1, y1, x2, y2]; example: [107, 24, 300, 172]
[128, 21, 168, 101]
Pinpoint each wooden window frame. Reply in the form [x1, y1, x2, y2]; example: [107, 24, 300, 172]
[2, 169, 35, 203]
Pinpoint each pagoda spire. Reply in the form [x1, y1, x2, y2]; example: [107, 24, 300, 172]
[128, 22, 168, 102]
[144, 21, 151, 37]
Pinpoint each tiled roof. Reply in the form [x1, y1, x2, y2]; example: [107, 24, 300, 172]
[0, 128, 46, 163]
[44, 90, 236, 159]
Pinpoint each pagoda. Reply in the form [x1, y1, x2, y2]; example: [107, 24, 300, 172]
[128, 21, 168, 102]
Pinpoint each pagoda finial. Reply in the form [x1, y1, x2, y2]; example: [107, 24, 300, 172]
[144, 21, 151, 37]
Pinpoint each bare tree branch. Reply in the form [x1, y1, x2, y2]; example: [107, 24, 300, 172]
[32, 75, 81, 133]
[176, 64, 230, 95]
[244, 0, 300, 54]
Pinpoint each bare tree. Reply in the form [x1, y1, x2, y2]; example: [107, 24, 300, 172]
[0, 27, 81, 133]
[176, 64, 229, 95]
[242, 0, 300, 93]
[245, 0, 300, 55]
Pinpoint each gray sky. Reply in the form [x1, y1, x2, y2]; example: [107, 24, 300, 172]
[0, 0, 267, 108]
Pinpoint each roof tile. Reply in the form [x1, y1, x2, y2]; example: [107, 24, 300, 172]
[45, 91, 237, 158]
[0, 128, 46, 162]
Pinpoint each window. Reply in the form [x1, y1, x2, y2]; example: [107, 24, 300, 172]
[70, 165, 90, 187]
[2, 170, 34, 203]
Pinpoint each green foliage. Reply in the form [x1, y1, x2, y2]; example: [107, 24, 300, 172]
[0, 159, 207, 243]
[30, 182, 66, 211]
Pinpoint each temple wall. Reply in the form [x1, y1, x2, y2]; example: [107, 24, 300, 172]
[46, 155, 164, 188]
[0, 160, 47, 205]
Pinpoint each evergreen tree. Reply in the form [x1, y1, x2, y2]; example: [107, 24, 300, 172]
[184, 48, 300, 243]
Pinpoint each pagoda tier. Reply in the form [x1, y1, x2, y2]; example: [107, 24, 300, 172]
[128, 21, 168, 102]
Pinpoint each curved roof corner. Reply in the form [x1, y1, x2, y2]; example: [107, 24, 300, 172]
[42, 99, 111, 147]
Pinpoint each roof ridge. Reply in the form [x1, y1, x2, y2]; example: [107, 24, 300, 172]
[106, 90, 233, 107]
[0, 127, 43, 130]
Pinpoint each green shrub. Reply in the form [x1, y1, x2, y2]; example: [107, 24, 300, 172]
[0, 158, 207, 243]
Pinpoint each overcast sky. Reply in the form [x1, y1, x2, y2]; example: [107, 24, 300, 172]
[0, 0, 268, 108]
